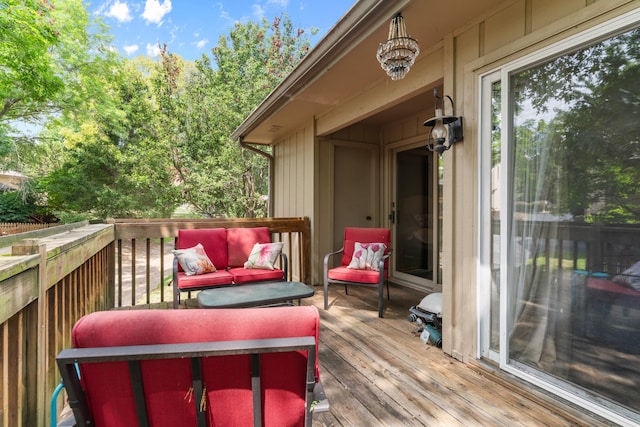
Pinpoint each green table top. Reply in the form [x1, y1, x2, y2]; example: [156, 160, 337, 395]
[197, 281, 314, 308]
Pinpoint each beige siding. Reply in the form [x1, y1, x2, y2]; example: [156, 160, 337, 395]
[483, 1, 526, 54]
[531, 0, 586, 31]
[381, 110, 431, 145]
[272, 120, 315, 282]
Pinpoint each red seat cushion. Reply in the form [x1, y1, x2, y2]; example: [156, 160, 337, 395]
[177, 228, 229, 270]
[72, 306, 320, 427]
[226, 227, 272, 267]
[328, 266, 381, 284]
[175, 270, 234, 290]
[229, 267, 285, 284]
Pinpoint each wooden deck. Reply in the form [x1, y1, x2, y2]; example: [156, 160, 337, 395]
[289, 284, 611, 427]
[154, 278, 612, 426]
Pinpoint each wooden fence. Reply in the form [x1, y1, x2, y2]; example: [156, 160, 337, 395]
[0, 222, 53, 236]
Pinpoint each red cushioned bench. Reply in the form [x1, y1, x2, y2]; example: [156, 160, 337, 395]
[55, 306, 328, 427]
[582, 272, 640, 338]
[173, 227, 288, 308]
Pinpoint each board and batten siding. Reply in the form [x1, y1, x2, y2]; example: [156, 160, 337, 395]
[272, 120, 315, 283]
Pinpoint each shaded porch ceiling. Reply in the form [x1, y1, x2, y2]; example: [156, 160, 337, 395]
[234, 0, 504, 144]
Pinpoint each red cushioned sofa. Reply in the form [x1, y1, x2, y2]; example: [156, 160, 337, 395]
[55, 306, 328, 427]
[173, 227, 288, 308]
[583, 275, 640, 335]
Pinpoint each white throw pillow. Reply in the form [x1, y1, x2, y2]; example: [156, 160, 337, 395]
[347, 242, 387, 271]
[244, 242, 284, 270]
[172, 243, 216, 276]
[612, 261, 640, 291]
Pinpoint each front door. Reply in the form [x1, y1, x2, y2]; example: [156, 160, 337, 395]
[391, 145, 437, 290]
[333, 143, 379, 249]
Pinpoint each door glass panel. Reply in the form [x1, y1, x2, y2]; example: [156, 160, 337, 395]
[396, 148, 433, 281]
[490, 80, 501, 352]
[506, 26, 640, 417]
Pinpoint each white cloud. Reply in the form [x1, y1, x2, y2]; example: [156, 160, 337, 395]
[142, 0, 172, 25]
[252, 4, 265, 19]
[124, 44, 139, 55]
[216, 2, 233, 24]
[196, 39, 208, 49]
[105, 0, 133, 22]
[267, 0, 288, 6]
[146, 42, 162, 57]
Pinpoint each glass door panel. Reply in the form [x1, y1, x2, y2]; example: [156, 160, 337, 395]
[394, 147, 434, 283]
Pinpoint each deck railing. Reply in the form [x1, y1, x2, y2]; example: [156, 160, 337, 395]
[507, 220, 640, 272]
[0, 222, 114, 427]
[108, 217, 311, 307]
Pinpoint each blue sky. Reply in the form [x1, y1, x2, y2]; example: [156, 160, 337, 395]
[91, 0, 356, 61]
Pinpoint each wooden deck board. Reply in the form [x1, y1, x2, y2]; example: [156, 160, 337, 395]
[167, 281, 612, 426]
[302, 283, 608, 427]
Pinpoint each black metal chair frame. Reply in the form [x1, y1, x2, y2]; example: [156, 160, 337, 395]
[323, 248, 391, 318]
[56, 336, 328, 427]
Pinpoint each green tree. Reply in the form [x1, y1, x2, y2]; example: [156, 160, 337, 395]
[7, 1, 180, 219]
[40, 55, 180, 218]
[157, 16, 314, 217]
[0, 0, 62, 150]
[511, 27, 640, 223]
[0, 191, 39, 222]
[555, 63, 640, 222]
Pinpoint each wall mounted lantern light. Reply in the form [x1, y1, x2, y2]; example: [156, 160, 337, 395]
[376, 12, 420, 80]
[423, 89, 464, 153]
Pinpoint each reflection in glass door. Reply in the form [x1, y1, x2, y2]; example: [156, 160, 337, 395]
[394, 147, 434, 283]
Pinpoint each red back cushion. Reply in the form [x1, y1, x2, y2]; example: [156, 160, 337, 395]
[587, 277, 640, 296]
[341, 227, 391, 266]
[226, 227, 272, 267]
[177, 228, 228, 270]
[72, 306, 320, 427]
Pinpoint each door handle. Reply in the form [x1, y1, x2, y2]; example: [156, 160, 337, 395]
[366, 216, 372, 221]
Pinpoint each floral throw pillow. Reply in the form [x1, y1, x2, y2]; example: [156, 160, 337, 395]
[244, 242, 284, 270]
[612, 261, 640, 291]
[172, 243, 216, 276]
[347, 242, 387, 271]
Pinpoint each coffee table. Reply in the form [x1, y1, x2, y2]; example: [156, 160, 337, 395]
[197, 281, 314, 308]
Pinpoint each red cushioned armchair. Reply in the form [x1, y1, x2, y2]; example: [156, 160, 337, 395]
[54, 306, 328, 427]
[323, 227, 392, 318]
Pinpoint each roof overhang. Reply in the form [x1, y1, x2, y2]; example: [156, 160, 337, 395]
[232, 0, 503, 144]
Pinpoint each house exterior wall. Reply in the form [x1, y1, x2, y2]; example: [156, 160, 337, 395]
[272, 119, 316, 282]
[270, 0, 638, 362]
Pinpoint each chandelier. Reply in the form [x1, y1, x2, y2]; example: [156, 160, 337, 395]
[376, 12, 420, 80]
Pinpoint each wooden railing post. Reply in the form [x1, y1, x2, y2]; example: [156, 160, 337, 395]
[11, 239, 48, 426]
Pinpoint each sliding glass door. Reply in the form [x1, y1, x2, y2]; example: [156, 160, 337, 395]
[392, 145, 437, 289]
[479, 14, 640, 423]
